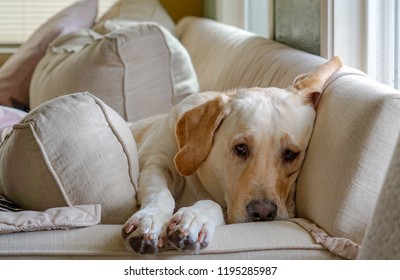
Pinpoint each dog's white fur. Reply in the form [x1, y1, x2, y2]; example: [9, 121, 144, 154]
[123, 57, 342, 254]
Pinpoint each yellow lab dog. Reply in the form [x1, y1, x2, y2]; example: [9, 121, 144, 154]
[123, 57, 343, 254]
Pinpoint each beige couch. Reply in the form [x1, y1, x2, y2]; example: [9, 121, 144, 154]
[0, 15, 399, 260]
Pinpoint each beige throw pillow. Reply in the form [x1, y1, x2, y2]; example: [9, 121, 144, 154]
[30, 22, 198, 122]
[0, 92, 139, 224]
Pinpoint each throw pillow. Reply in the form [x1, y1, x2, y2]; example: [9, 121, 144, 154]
[0, 0, 98, 111]
[30, 22, 199, 122]
[0, 106, 27, 137]
[0, 92, 139, 224]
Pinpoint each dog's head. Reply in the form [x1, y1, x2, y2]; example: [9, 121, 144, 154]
[174, 57, 342, 223]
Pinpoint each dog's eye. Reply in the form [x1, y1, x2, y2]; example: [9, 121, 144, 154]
[234, 144, 249, 158]
[283, 149, 299, 162]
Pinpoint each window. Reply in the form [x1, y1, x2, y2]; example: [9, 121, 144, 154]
[0, 0, 116, 45]
[320, 0, 399, 89]
[366, 0, 398, 88]
[215, 0, 274, 39]
[217, 0, 399, 89]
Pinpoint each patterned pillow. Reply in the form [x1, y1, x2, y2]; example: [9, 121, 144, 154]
[0, 195, 23, 212]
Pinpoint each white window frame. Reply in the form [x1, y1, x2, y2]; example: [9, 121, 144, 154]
[321, 0, 398, 88]
[215, 0, 274, 39]
[396, 0, 400, 89]
[366, 0, 396, 88]
[320, 0, 367, 71]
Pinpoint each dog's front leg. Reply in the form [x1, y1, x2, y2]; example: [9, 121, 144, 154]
[167, 199, 225, 253]
[122, 164, 174, 254]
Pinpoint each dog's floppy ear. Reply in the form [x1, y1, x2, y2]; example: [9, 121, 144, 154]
[293, 56, 343, 108]
[174, 96, 229, 176]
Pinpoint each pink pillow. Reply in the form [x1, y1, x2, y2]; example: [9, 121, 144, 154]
[0, 0, 98, 111]
[0, 106, 27, 136]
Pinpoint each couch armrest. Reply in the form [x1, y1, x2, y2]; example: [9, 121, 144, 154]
[297, 72, 400, 246]
[358, 134, 400, 259]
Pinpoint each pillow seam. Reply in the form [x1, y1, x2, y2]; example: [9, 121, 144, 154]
[26, 123, 73, 206]
[155, 25, 176, 105]
[114, 35, 128, 120]
[87, 93, 138, 192]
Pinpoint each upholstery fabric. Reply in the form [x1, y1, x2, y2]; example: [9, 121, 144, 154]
[0, 0, 98, 111]
[95, 0, 175, 36]
[30, 22, 198, 122]
[358, 135, 400, 259]
[0, 92, 139, 224]
[177, 17, 325, 91]
[296, 74, 400, 245]
[0, 221, 340, 259]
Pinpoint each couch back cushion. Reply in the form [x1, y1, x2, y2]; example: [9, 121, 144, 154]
[0, 92, 139, 224]
[177, 16, 324, 91]
[296, 74, 400, 245]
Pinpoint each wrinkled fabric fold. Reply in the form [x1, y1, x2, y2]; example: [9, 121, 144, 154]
[291, 218, 360, 259]
[0, 204, 101, 234]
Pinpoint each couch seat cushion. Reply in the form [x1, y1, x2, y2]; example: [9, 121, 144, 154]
[0, 221, 340, 259]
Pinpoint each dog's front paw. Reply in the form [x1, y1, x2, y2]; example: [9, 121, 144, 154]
[122, 211, 170, 254]
[167, 207, 215, 253]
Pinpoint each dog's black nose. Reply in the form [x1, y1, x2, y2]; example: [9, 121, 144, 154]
[246, 199, 277, 221]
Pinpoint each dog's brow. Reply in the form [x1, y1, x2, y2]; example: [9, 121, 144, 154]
[280, 133, 302, 151]
[285, 143, 301, 153]
[231, 133, 254, 145]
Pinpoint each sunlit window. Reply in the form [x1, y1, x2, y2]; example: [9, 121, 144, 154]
[0, 0, 116, 44]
